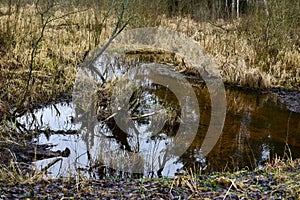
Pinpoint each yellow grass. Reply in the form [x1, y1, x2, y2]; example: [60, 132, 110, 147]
[159, 16, 300, 89]
[0, 4, 299, 120]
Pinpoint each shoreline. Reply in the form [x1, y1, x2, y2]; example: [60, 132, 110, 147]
[1, 157, 300, 199]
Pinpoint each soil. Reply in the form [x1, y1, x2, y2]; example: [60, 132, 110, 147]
[1, 167, 300, 199]
[277, 91, 300, 113]
[0, 141, 70, 164]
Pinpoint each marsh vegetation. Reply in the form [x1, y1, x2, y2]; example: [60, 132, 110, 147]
[0, 0, 299, 198]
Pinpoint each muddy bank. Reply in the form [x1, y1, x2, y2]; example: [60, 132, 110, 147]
[1, 161, 300, 199]
[277, 91, 300, 113]
[0, 141, 70, 165]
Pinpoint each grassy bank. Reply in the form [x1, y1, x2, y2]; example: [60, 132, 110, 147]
[1, 157, 300, 199]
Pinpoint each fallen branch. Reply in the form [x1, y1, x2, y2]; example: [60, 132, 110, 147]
[40, 157, 62, 173]
[131, 109, 165, 120]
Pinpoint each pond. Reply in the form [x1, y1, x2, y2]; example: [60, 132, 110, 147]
[13, 26, 300, 177]
[17, 84, 300, 178]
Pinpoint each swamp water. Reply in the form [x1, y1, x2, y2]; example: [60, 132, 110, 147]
[17, 86, 300, 178]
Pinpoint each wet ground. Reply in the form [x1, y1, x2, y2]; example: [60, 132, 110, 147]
[1, 163, 300, 199]
[277, 90, 300, 113]
[1, 50, 300, 199]
[6, 84, 300, 179]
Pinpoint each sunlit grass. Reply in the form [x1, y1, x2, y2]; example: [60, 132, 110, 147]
[159, 17, 300, 90]
[0, 5, 117, 132]
[0, 4, 299, 123]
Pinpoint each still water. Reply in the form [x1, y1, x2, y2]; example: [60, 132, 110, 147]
[18, 85, 300, 178]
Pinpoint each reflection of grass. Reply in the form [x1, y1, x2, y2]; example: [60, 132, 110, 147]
[95, 72, 181, 131]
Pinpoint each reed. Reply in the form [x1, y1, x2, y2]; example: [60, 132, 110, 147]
[0, 0, 299, 136]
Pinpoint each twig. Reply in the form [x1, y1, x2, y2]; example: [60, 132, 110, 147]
[14, 6, 88, 116]
[131, 109, 165, 120]
[40, 157, 62, 173]
[223, 179, 238, 200]
[208, 21, 236, 32]
[83, 0, 132, 86]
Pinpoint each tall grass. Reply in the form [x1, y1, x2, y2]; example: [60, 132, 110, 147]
[0, 1, 130, 124]
[0, 0, 299, 135]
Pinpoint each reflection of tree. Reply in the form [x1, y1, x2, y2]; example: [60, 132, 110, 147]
[106, 117, 133, 152]
[74, 77, 182, 177]
[74, 65, 300, 177]
[205, 90, 269, 171]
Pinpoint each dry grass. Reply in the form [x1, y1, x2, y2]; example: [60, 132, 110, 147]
[169, 156, 300, 199]
[0, 3, 299, 198]
[0, 3, 298, 140]
[1, 153, 300, 198]
[159, 16, 300, 90]
[0, 4, 118, 122]
[0, 4, 299, 119]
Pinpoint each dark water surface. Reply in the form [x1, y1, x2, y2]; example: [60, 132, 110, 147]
[18, 85, 300, 178]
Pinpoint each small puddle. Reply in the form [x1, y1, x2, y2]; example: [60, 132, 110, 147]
[15, 87, 300, 178]
[22, 101, 184, 178]
[12, 52, 300, 178]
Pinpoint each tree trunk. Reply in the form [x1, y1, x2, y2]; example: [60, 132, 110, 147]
[263, 0, 269, 17]
[237, 0, 240, 18]
[231, 0, 236, 18]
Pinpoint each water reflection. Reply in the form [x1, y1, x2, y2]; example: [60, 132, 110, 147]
[184, 87, 300, 173]
[17, 102, 78, 131]
[21, 85, 300, 178]
[16, 50, 300, 177]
